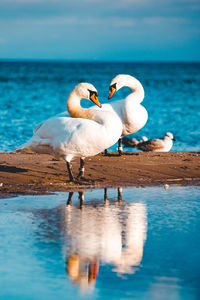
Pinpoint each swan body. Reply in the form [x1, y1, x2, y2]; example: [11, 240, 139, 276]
[87, 74, 148, 154]
[27, 113, 119, 159]
[18, 83, 123, 181]
[98, 100, 147, 137]
[136, 132, 175, 152]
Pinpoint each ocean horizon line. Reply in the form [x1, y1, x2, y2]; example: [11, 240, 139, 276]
[0, 58, 200, 64]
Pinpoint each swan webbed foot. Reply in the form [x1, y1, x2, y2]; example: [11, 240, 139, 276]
[68, 176, 95, 185]
[66, 160, 86, 183]
[69, 179, 81, 184]
[118, 149, 123, 156]
[76, 176, 95, 184]
[77, 171, 84, 179]
[76, 158, 95, 183]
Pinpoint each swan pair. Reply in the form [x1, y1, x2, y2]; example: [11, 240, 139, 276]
[19, 75, 147, 182]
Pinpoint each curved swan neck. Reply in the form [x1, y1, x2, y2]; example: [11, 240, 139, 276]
[118, 75, 145, 103]
[67, 90, 93, 120]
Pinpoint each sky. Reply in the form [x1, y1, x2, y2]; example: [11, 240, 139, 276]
[0, 0, 200, 61]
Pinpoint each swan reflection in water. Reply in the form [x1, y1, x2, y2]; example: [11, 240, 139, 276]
[65, 188, 147, 289]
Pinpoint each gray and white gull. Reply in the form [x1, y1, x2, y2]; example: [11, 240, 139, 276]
[136, 132, 175, 152]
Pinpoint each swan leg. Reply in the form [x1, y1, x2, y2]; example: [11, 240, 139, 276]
[78, 191, 84, 208]
[67, 191, 74, 205]
[104, 188, 108, 203]
[118, 138, 123, 155]
[117, 187, 122, 203]
[77, 158, 85, 179]
[76, 158, 95, 183]
[66, 161, 75, 182]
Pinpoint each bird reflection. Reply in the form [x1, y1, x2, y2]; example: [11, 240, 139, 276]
[67, 191, 84, 208]
[66, 254, 99, 289]
[65, 188, 147, 289]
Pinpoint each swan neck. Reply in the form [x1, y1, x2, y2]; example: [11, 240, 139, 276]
[67, 91, 93, 120]
[123, 78, 144, 103]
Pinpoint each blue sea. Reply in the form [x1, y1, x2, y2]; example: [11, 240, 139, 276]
[0, 60, 200, 152]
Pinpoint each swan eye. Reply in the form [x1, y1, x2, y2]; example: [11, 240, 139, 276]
[109, 83, 117, 91]
[88, 89, 98, 99]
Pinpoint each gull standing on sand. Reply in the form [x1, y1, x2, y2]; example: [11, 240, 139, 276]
[17, 83, 122, 182]
[122, 136, 148, 148]
[136, 132, 175, 152]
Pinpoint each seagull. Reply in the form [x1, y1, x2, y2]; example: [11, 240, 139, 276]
[136, 132, 175, 152]
[122, 136, 148, 148]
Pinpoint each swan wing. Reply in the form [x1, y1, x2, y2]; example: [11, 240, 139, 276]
[33, 115, 85, 141]
[33, 111, 69, 134]
[22, 116, 82, 154]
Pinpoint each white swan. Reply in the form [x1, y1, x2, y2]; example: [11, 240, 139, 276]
[90, 74, 148, 154]
[18, 83, 123, 182]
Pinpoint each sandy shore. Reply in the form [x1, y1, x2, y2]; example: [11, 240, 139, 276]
[0, 151, 199, 196]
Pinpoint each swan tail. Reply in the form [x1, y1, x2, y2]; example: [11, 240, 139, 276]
[15, 147, 34, 154]
[16, 137, 52, 154]
[33, 122, 43, 134]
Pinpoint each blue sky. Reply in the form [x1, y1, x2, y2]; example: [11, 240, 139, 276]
[0, 0, 200, 61]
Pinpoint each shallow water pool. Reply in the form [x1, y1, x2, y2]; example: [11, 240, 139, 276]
[0, 186, 200, 300]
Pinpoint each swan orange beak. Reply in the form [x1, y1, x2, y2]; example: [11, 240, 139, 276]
[90, 94, 102, 108]
[108, 86, 116, 99]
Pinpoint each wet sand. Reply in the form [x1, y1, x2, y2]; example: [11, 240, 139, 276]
[0, 151, 199, 196]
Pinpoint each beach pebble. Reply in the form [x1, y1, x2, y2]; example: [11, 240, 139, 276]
[164, 184, 169, 190]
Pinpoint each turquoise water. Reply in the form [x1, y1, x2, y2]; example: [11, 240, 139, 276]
[0, 61, 200, 152]
[0, 186, 200, 300]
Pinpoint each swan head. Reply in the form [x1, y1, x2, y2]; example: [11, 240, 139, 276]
[165, 132, 175, 141]
[74, 83, 102, 108]
[108, 74, 140, 99]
